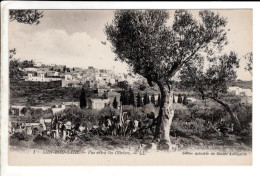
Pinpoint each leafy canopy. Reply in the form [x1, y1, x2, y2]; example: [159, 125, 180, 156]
[179, 52, 239, 97]
[9, 10, 43, 25]
[106, 10, 228, 84]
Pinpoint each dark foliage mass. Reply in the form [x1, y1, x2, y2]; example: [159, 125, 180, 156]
[113, 97, 118, 109]
[9, 10, 43, 25]
[179, 52, 242, 132]
[106, 10, 228, 85]
[80, 88, 87, 109]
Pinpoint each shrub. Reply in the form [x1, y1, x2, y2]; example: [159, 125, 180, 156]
[183, 95, 188, 105]
[98, 106, 119, 118]
[171, 118, 207, 137]
[172, 103, 189, 119]
[232, 103, 252, 129]
[10, 132, 33, 147]
[187, 100, 227, 123]
[10, 132, 30, 141]
[53, 107, 99, 127]
[33, 135, 52, 146]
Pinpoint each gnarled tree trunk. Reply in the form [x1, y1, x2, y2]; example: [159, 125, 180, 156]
[210, 97, 241, 133]
[154, 81, 175, 149]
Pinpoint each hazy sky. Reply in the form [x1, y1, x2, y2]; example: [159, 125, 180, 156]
[9, 10, 252, 80]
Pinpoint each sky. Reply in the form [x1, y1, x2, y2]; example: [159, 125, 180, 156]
[8, 10, 252, 80]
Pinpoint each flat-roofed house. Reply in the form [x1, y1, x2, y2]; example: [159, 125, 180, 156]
[52, 104, 66, 114]
[228, 86, 252, 97]
[90, 99, 110, 110]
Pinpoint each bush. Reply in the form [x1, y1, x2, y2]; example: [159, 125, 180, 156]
[98, 106, 119, 118]
[54, 107, 99, 128]
[10, 132, 32, 147]
[10, 132, 30, 141]
[33, 135, 52, 146]
[232, 103, 252, 129]
[187, 100, 227, 123]
[171, 118, 207, 137]
[122, 105, 135, 116]
[134, 104, 159, 121]
[172, 103, 189, 120]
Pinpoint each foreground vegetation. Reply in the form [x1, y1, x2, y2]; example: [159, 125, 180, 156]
[10, 97, 252, 152]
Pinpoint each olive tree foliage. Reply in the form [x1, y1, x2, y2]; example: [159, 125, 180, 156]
[105, 10, 229, 145]
[179, 52, 242, 132]
[180, 52, 239, 98]
[244, 52, 253, 75]
[105, 10, 228, 86]
[9, 10, 43, 25]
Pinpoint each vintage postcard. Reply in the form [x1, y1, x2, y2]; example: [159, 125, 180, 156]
[2, 3, 253, 166]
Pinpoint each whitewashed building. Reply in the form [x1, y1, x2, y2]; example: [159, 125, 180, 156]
[26, 71, 62, 82]
[228, 86, 252, 97]
[90, 99, 110, 110]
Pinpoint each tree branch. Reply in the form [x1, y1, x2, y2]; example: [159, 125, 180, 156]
[166, 81, 171, 91]
[168, 43, 203, 78]
[168, 62, 179, 77]
[181, 45, 202, 66]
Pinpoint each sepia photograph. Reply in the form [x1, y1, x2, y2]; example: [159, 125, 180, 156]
[2, 3, 253, 167]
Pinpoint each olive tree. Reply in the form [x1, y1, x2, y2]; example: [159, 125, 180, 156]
[105, 10, 228, 147]
[179, 52, 241, 132]
[9, 10, 43, 25]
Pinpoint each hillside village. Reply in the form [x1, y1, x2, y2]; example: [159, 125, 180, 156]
[10, 60, 142, 114]
[9, 59, 253, 152]
[9, 59, 252, 122]
[8, 9, 253, 154]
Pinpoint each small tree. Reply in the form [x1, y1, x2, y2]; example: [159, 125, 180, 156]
[80, 88, 87, 109]
[173, 93, 176, 103]
[129, 88, 135, 106]
[63, 66, 66, 73]
[34, 108, 44, 118]
[177, 94, 183, 104]
[143, 92, 149, 105]
[120, 90, 127, 105]
[151, 94, 156, 105]
[180, 52, 241, 132]
[147, 94, 150, 104]
[182, 95, 188, 105]
[117, 80, 128, 90]
[113, 97, 118, 109]
[24, 110, 32, 122]
[137, 93, 143, 107]
[21, 107, 28, 115]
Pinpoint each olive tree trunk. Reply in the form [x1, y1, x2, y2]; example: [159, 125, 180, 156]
[210, 97, 241, 133]
[154, 81, 175, 149]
